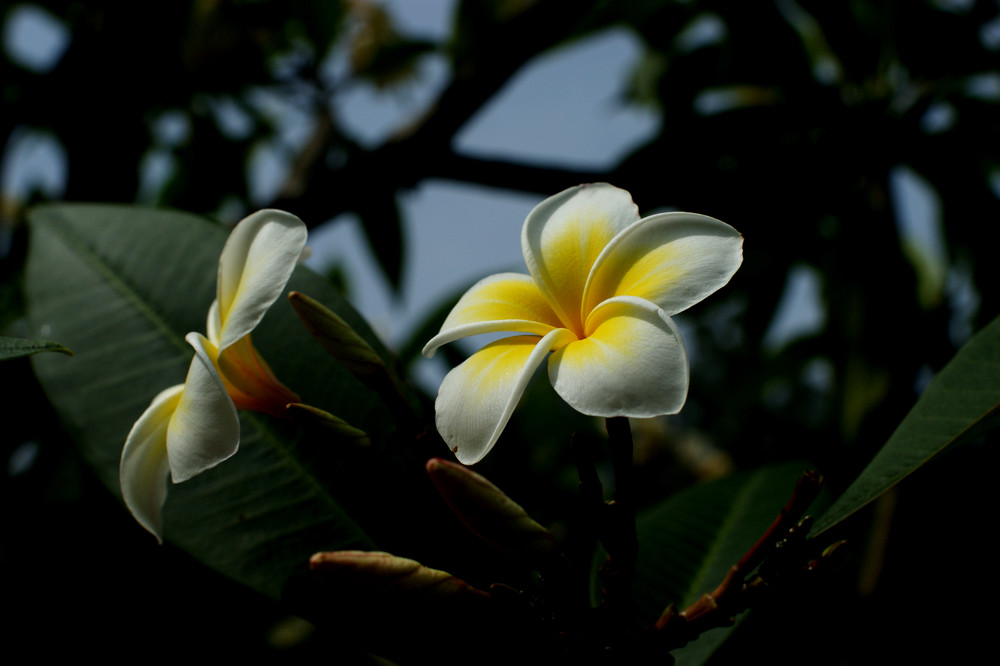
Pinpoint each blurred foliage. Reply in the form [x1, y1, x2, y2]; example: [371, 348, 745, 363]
[2, 0, 999, 662]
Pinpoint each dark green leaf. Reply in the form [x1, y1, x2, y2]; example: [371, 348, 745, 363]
[355, 39, 438, 89]
[359, 193, 404, 292]
[812, 313, 1000, 535]
[634, 463, 819, 665]
[0, 335, 72, 360]
[23, 203, 398, 600]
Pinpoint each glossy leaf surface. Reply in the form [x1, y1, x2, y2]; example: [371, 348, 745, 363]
[23, 203, 399, 599]
[634, 462, 819, 665]
[813, 313, 1000, 535]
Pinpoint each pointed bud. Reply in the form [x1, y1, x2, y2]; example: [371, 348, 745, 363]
[286, 403, 370, 446]
[288, 291, 387, 377]
[309, 550, 490, 603]
[289, 291, 420, 434]
[426, 458, 560, 566]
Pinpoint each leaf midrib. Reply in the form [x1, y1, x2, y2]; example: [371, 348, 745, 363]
[41, 207, 373, 546]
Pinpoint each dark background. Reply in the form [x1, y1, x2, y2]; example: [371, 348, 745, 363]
[2, 1, 998, 662]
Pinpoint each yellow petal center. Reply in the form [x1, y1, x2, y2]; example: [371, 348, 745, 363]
[211, 336, 300, 418]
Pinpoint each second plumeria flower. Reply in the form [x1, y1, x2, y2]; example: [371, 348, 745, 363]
[120, 209, 307, 541]
[423, 184, 743, 464]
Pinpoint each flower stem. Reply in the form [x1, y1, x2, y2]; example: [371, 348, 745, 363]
[571, 432, 603, 518]
[602, 416, 638, 617]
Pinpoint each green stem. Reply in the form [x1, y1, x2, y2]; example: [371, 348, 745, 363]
[602, 416, 638, 617]
[571, 432, 604, 522]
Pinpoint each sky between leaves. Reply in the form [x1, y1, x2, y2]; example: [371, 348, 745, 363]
[1, 0, 954, 394]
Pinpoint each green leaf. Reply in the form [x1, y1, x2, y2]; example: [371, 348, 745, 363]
[23, 203, 406, 600]
[812, 313, 1000, 535]
[0, 335, 72, 360]
[358, 193, 404, 292]
[634, 462, 819, 665]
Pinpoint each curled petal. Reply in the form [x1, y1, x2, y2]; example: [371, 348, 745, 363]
[585, 212, 743, 316]
[206, 299, 222, 348]
[549, 296, 689, 417]
[167, 333, 240, 483]
[521, 183, 640, 333]
[423, 273, 562, 358]
[216, 209, 307, 350]
[120, 384, 184, 542]
[435, 328, 577, 464]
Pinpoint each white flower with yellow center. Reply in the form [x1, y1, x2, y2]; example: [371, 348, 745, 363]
[423, 184, 743, 464]
[120, 209, 306, 541]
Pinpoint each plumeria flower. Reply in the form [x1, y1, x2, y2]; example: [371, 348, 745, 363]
[423, 184, 743, 464]
[120, 209, 307, 541]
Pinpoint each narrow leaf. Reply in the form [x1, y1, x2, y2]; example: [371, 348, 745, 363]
[812, 313, 1000, 535]
[0, 336, 73, 360]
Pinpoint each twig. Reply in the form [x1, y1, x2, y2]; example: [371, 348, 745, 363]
[653, 470, 828, 646]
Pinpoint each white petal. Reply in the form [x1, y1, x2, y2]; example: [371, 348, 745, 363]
[422, 273, 562, 358]
[521, 184, 640, 332]
[216, 209, 307, 350]
[167, 333, 240, 483]
[435, 328, 577, 464]
[584, 212, 743, 316]
[549, 296, 689, 417]
[120, 384, 184, 542]
[206, 299, 221, 348]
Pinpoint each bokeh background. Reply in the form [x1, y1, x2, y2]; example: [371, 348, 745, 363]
[2, 0, 999, 662]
